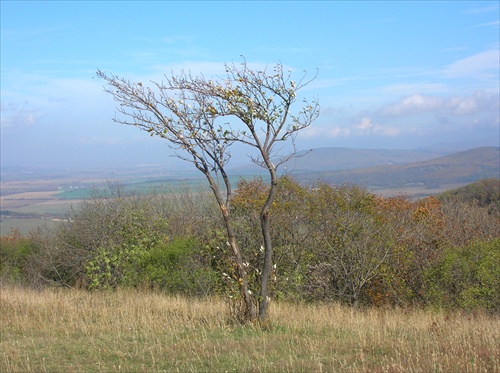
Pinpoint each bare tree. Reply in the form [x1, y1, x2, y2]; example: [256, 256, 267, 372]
[97, 59, 318, 323]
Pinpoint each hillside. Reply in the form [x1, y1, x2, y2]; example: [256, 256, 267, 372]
[437, 178, 500, 208]
[283, 147, 449, 172]
[231, 147, 447, 174]
[293, 147, 500, 189]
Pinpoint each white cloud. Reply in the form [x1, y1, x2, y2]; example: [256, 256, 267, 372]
[379, 94, 443, 117]
[301, 124, 351, 139]
[0, 102, 39, 130]
[443, 49, 499, 78]
[297, 91, 499, 146]
[301, 116, 398, 140]
[473, 20, 500, 28]
[378, 91, 499, 118]
[354, 117, 373, 131]
[352, 117, 399, 137]
[300, 126, 324, 139]
[374, 125, 399, 137]
[319, 106, 351, 117]
[451, 96, 477, 115]
[463, 5, 499, 15]
[329, 127, 351, 137]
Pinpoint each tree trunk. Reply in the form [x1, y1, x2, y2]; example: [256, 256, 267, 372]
[220, 204, 257, 322]
[258, 210, 273, 322]
[258, 165, 278, 323]
[204, 171, 256, 323]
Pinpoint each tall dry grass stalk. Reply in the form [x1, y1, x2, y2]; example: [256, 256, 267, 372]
[1, 286, 499, 372]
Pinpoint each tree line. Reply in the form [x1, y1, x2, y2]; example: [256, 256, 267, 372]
[1, 178, 499, 316]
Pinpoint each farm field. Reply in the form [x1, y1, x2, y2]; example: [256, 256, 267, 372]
[0, 172, 206, 234]
[0, 180, 467, 235]
[0, 180, 474, 235]
[1, 286, 499, 372]
[0, 176, 215, 234]
[0, 190, 79, 235]
[1, 191, 82, 211]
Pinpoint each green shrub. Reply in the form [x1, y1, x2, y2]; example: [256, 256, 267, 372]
[0, 229, 37, 284]
[85, 244, 146, 289]
[425, 238, 500, 312]
[140, 237, 217, 297]
[83, 236, 218, 296]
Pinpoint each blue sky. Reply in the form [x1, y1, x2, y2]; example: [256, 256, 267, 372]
[1, 1, 499, 169]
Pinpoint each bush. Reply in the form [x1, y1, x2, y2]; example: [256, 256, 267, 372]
[19, 183, 223, 295]
[6, 178, 499, 313]
[52, 187, 170, 288]
[0, 228, 37, 285]
[140, 237, 217, 296]
[231, 177, 313, 302]
[303, 183, 392, 306]
[425, 238, 500, 312]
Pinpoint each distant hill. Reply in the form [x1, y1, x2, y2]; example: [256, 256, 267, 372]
[293, 147, 500, 189]
[285, 147, 448, 172]
[231, 147, 447, 174]
[437, 178, 500, 208]
[415, 137, 500, 153]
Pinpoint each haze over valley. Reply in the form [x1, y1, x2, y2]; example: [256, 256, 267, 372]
[2, 144, 499, 235]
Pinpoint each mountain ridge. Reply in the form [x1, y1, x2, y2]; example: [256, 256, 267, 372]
[292, 147, 500, 188]
[232, 146, 450, 174]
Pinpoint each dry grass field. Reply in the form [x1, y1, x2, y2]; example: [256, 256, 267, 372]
[0, 191, 60, 210]
[1, 286, 498, 372]
[0, 191, 78, 235]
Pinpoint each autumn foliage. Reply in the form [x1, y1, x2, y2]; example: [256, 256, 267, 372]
[1, 178, 499, 312]
[229, 177, 499, 310]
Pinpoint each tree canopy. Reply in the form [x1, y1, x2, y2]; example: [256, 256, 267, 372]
[97, 60, 319, 323]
